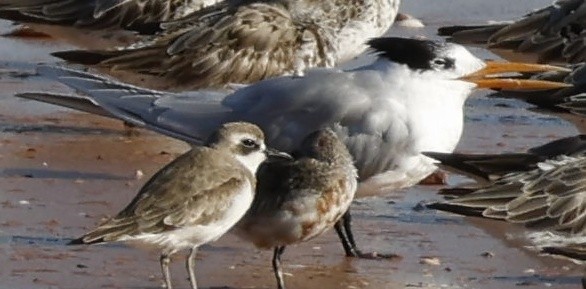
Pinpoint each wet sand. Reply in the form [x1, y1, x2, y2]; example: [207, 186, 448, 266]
[1, 0, 585, 288]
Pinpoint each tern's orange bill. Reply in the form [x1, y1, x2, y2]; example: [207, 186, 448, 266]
[460, 61, 572, 90]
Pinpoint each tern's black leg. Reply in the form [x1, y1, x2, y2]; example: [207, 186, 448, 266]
[334, 218, 356, 257]
[336, 210, 401, 259]
[272, 246, 287, 289]
[581, 276, 585, 289]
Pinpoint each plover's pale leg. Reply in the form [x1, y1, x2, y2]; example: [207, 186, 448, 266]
[272, 246, 286, 289]
[160, 254, 173, 289]
[187, 247, 198, 289]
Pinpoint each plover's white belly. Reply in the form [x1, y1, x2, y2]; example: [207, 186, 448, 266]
[122, 180, 254, 254]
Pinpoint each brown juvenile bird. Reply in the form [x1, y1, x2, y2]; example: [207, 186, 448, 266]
[69, 121, 288, 289]
[235, 128, 358, 289]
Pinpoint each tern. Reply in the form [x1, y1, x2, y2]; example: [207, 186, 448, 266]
[19, 37, 570, 258]
[69, 121, 289, 289]
[438, 0, 586, 64]
[49, 0, 401, 89]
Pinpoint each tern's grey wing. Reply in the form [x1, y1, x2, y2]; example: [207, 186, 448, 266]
[34, 65, 384, 155]
[75, 146, 252, 244]
[52, 1, 333, 88]
[34, 65, 233, 144]
[438, 0, 586, 64]
[0, 0, 215, 30]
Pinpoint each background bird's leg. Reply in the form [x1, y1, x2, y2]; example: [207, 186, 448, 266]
[272, 246, 287, 289]
[339, 210, 402, 259]
[186, 247, 198, 289]
[160, 253, 173, 289]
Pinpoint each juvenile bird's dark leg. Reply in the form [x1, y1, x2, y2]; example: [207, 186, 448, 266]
[336, 210, 401, 259]
[272, 246, 287, 289]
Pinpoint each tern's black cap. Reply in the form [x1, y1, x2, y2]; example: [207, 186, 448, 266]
[368, 37, 455, 70]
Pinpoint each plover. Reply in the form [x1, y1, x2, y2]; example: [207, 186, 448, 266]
[0, 0, 221, 30]
[235, 128, 357, 289]
[438, 0, 586, 64]
[49, 0, 401, 89]
[20, 37, 570, 258]
[69, 121, 288, 289]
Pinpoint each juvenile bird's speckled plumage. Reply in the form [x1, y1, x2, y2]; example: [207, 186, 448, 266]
[438, 0, 586, 64]
[0, 0, 222, 30]
[70, 122, 274, 289]
[427, 140, 586, 262]
[236, 129, 356, 288]
[51, 0, 400, 89]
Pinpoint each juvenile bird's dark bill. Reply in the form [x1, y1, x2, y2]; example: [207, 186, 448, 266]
[460, 61, 572, 90]
[265, 147, 293, 160]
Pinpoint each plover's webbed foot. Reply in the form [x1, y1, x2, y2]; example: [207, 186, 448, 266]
[272, 246, 287, 289]
[186, 247, 198, 289]
[335, 211, 402, 260]
[160, 254, 173, 289]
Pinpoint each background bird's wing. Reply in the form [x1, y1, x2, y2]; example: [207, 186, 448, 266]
[52, 1, 330, 88]
[439, 0, 586, 64]
[0, 0, 206, 29]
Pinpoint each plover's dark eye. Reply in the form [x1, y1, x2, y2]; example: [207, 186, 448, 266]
[241, 138, 258, 148]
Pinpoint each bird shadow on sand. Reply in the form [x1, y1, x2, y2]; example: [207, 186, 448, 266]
[0, 122, 131, 136]
[489, 274, 583, 287]
[0, 168, 130, 180]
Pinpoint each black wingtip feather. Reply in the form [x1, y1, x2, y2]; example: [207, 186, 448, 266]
[51, 50, 115, 65]
[67, 237, 86, 245]
[67, 236, 104, 245]
[426, 202, 485, 217]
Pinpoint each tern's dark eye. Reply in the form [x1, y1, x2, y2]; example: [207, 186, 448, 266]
[241, 138, 258, 148]
[431, 57, 455, 70]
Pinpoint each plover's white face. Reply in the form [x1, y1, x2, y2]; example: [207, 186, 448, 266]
[229, 132, 269, 174]
[207, 122, 281, 174]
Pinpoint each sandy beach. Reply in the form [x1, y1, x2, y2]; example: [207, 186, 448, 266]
[0, 0, 584, 288]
